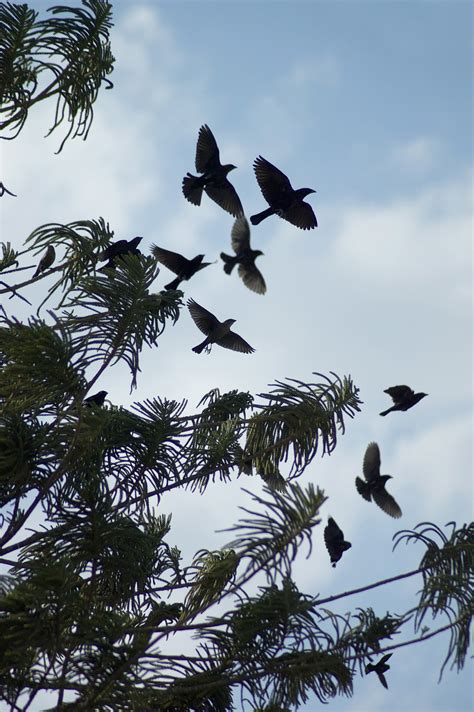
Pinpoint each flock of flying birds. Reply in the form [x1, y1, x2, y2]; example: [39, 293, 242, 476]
[30, 125, 429, 689]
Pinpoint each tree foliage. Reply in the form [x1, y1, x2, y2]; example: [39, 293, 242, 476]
[0, 3, 472, 711]
[0, 0, 114, 151]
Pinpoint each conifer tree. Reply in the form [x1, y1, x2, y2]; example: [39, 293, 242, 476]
[0, 2, 471, 710]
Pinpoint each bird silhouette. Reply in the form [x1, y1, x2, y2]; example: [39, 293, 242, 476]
[324, 517, 352, 567]
[33, 245, 56, 278]
[151, 244, 212, 290]
[380, 385, 428, 416]
[355, 442, 402, 518]
[365, 653, 393, 689]
[220, 216, 266, 294]
[250, 156, 317, 230]
[182, 125, 243, 217]
[187, 298, 254, 355]
[84, 390, 108, 407]
[99, 237, 142, 269]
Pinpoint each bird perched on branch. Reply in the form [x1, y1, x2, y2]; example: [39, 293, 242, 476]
[380, 385, 428, 416]
[324, 517, 352, 567]
[250, 156, 317, 230]
[33, 245, 56, 278]
[220, 216, 266, 294]
[365, 654, 393, 689]
[187, 298, 254, 355]
[182, 124, 243, 217]
[355, 442, 402, 518]
[151, 245, 212, 291]
[83, 390, 108, 407]
[99, 237, 142, 269]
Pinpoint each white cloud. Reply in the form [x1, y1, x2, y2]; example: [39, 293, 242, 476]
[391, 136, 442, 172]
[286, 53, 341, 88]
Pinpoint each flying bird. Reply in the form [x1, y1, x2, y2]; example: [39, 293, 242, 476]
[250, 155, 317, 230]
[380, 385, 428, 416]
[182, 124, 243, 217]
[187, 298, 254, 355]
[324, 517, 352, 567]
[151, 244, 212, 290]
[84, 390, 108, 407]
[355, 442, 402, 518]
[220, 216, 266, 294]
[33, 245, 56, 278]
[99, 237, 142, 269]
[365, 654, 393, 689]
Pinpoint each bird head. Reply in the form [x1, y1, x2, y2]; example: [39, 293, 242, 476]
[129, 236, 143, 249]
[380, 475, 393, 484]
[222, 318, 236, 327]
[223, 164, 237, 175]
[254, 250, 264, 258]
[300, 188, 316, 198]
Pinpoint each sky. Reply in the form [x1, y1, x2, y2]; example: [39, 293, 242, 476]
[1, 0, 473, 710]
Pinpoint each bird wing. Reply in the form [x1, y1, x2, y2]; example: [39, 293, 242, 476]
[230, 215, 251, 253]
[377, 671, 389, 689]
[205, 181, 243, 217]
[195, 124, 220, 172]
[101, 239, 128, 261]
[325, 517, 345, 545]
[372, 489, 402, 519]
[253, 155, 293, 204]
[363, 442, 381, 482]
[238, 264, 266, 294]
[384, 385, 414, 402]
[151, 245, 188, 275]
[284, 202, 318, 230]
[187, 299, 220, 335]
[219, 330, 255, 354]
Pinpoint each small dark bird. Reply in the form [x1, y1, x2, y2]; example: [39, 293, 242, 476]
[250, 156, 317, 230]
[33, 245, 56, 278]
[84, 390, 108, 407]
[355, 442, 402, 519]
[151, 244, 212, 291]
[324, 517, 352, 567]
[99, 237, 143, 269]
[182, 124, 243, 217]
[380, 385, 428, 416]
[365, 654, 393, 689]
[187, 298, 254, 355]
[220, 216, 266, 295]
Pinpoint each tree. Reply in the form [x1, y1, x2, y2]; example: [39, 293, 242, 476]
[0, 2, 472, 710]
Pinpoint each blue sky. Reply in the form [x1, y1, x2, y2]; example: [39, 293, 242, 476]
[1, 1, 472, 710]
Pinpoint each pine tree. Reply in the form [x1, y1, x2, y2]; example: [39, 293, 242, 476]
[0, 3, 472, 710]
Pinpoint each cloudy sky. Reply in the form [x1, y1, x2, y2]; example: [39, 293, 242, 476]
[1, 1, 472, 710]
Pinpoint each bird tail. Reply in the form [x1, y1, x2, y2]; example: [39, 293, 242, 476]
[182, 173, 204, 206]
[165, 277, 182, 290]
[379, 407, 393, 417]
[220, 252, 236, 274]
[250, 207, 275, 225]
[192, 340, 208, 354]
[355, 477, 371, 501]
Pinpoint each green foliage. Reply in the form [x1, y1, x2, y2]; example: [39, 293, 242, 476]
[0, 0, 114, 151]
[394, 521, 473, 678]
[245, 373, 362, 479]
